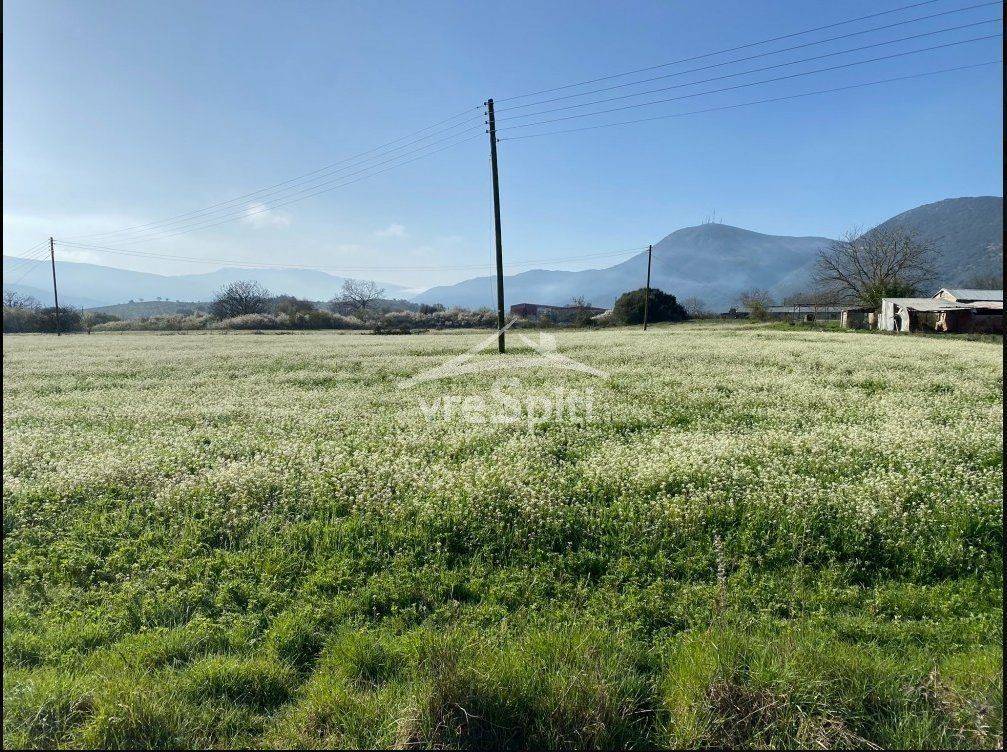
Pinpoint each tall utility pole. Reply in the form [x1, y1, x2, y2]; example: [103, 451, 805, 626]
[50, 237, 61, 336]
[486, 98, 506, 353]
[642, 244, 653, 331]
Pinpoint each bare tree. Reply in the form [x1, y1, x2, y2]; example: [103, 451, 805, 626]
[814, 226, 937, 309]
[739, 288, 774, 320]
[681, 296, 708, 317]
[964, 271, 1004, 290]
[567, 295, 592, 308]
[3, 290, 41, 309]
[209, 280, 270, 319]
[331, 279, 385, 314]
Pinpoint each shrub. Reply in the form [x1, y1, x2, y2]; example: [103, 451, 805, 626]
[271, 295, 317, 316]
[211, 313, 280, 330]
[81, 312, 120, 332]
[93, 314, 212, 331]
[376, 308, 498, 331]
[612, 288, 688, 325]
[276, 310, 363, 330]
[2, 305, 84, 333]
[211, 311, 365, 330]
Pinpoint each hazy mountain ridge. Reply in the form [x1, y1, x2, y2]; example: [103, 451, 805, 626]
[414, 196, 1003, 310]
[4, 197, 1000, 312]
[1, 258, 407, 308]
[414, 224, 834, 310]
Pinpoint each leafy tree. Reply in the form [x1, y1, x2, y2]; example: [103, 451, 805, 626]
[612, 288, 687, 325]
[814, 225, 937, 309]
[566, 296, 598, 326]
[271, 295, 317, 315]
[209, 280, 271, 319]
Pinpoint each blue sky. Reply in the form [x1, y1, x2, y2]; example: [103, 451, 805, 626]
[3, 0, 1002, 289]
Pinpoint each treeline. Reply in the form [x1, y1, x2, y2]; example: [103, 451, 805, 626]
[2, 292, 121, 333]
[88, 308, 498, 332]
[1, 283, 499, 333]
[4, 280, 693, 334]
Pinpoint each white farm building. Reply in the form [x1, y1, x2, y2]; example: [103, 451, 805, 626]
[878, 289, 1002, 333]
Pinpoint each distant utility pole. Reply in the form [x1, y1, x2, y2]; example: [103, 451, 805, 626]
[486, 98, 506, 353]
[642, 244, 653, 331]
[50, 237, 61, 336]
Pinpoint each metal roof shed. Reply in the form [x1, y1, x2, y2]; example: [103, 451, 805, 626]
[934, 288, 1003, 303]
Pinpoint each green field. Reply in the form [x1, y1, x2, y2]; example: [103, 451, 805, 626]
[3, 324, 1003, 749]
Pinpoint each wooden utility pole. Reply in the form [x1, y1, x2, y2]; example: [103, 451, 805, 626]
[642, 244, 653, 331]
[486, 98, 506, 353]
[50, 237, 61, 336]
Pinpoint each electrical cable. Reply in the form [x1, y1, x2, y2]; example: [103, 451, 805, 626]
[56, 239, 647, 273]
[64, 105, 484, 241]
[497, 0, 975, 103]
[496, 18, 1000, 122]
[498, 59, 1001, 140]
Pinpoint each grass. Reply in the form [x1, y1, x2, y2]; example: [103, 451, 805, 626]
[3, 323, 1002, 748]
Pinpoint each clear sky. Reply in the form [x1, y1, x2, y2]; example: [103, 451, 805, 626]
[3, 0, 1002, 288]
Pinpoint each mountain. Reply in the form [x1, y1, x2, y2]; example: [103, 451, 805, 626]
[6, 197, 999, 313]
[2, 257, 406, 308]
[414, 196, 1003, 310]
[3, 282, 106, 309]
[415, 224, 833, 311]
[869, 196, 1003, 285]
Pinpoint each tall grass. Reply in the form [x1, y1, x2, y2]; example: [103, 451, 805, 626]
[3, 325, 1002, 748]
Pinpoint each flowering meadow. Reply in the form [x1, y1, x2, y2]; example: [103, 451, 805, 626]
[2, 323, 1002, 748]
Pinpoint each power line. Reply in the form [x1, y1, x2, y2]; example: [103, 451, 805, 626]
[69, 115, 485, 242]
[495, 1, 1000, 112]
[499, 59, 1001, 140]
[86, 130, 485, 244]
[5, 241, 50, 259]
[496, 33, 1000, 132]
[497, 18, 1000, 122]
[497, 0, 959, 103]
[3, 244, 52, 275]
[6, 255, 53, 287]
[64, 105, 484, 242]
[55, 239, 646, 273]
